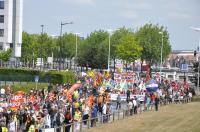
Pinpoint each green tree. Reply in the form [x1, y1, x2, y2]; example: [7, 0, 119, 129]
[111, 27, 135, 71]
[0, 49, 13, 62]
[116, 34, 142, 71]
[61, 33, 81, 69]
[21, 32, 38, 67]
[77, 30, 108, 69]
[22, 32, 58, 67]
[135, 23, 171, 71]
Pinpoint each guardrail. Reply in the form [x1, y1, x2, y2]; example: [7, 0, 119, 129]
[42, 97, 192, 132]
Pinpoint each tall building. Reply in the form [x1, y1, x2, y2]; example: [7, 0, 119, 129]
[0, 0, 23, 57]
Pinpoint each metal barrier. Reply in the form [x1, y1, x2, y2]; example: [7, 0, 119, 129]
[42, 97, 192, 132]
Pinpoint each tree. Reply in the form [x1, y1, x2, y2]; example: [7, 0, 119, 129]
[21, 32, 38, 67]
[116, 34, 142, 71]
[22, 32, 58, 67]
[135, 23, 171, 71]
[0, 49, 13, 62]
[61, 33, 81, 69]
[111, 27, 134, 71]
[77, 30, 108, 69]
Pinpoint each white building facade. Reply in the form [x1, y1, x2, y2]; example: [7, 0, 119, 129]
[0, 0, 23, 57]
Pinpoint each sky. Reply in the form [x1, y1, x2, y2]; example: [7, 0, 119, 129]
[23, 0, 200, 50]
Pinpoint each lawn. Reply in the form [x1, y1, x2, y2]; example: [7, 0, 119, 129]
[1, 82, 49, 93]
[85, 102, 200, 132]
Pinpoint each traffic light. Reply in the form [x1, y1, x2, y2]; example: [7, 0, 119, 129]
[194, 50, 197, 57]
[194, 76, 200, 87]
[193, 62, 199, 72]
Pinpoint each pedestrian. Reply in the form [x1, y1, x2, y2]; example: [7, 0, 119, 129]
[82, 104, 90, 125]
[74, 109, 81, 130]
[155, 94, 159, 111]
[128, 99, 133, 115]
[102, 102, 107, 123]
[90, 105, 97, 127]
[126, 89, 130, 102]
[133, 97, 137, 114]
[116, 93, 121, 110]
[64, 110, 72, 132]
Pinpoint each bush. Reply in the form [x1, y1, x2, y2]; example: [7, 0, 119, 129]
[0, 68, 39, 82]
[45, 70, 75, 84]
[0, 68, 75, 85]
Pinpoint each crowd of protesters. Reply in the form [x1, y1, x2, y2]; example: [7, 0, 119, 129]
[0, 71, 194, 132]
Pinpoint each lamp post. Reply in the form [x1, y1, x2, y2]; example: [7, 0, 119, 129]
[159, 31, 164, 83]
[74, 33, 80, 71]
[59, 22, 73, 70]
[108, 32, 111, 71]
[107, 29, 119, 71]
[190, 27, 200, 93]
[40, 25, 44, 70]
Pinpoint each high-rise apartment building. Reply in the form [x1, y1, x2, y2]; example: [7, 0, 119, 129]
[0, 0, 23, 57]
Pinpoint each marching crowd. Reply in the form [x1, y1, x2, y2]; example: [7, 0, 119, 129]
[0, 72, 194, 132]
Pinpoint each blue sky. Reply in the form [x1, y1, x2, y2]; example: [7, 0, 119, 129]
[23, 0, 200, 50]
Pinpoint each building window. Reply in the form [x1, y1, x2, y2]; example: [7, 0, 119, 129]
[0, 29, 4, 37]
[0, 42, 3, 50]
[0, 15, 4, 23]
[10, 43, 13, 48]
[0, 1, 4, 9]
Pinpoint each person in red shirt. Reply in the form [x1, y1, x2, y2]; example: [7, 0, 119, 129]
[64, 110, 72, 132]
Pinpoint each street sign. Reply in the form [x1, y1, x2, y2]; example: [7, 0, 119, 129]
[34, 76, 39, 82]
[47, 57, 53, 64]
[36, 58, 43, 66]
[181, 64, 188, 71]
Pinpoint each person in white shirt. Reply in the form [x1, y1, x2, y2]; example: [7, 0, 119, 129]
[44, 111, 51, 128]
[128, 99, 133, 115]
[133, 98, 138, 114]
[0, 88, 5, 95]
[8, 118, 16, 132]
[102, 102, 107, 123]
[83, 105, 90, 125]
[188, 92, 192, 98]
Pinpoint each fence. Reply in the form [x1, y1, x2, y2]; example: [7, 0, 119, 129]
[42, 97, 192, 132]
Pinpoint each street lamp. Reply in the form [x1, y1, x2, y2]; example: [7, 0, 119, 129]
[108, 30, 111, 71]
[107, 29, 119, 71]
[74, 33, 80, 59]
[190, 27, 200, 93]
[74, 33, 80, 71]
[40, 25, 44, 70]
[59, 22, 73, 70]
[159, 31, 164, 83]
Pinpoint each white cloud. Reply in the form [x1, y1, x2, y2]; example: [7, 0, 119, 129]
[119, 10, 139, 20]
[60, 0, 96, 6]
[124, 0, 152, 10]
[167, 12, 190, 20]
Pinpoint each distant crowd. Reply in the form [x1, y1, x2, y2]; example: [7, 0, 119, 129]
[0, 72, 194, 132]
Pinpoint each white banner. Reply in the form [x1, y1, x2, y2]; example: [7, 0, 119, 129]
[110, 94, 145, 101]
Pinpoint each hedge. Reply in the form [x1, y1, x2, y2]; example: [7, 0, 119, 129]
[0, 68, 75, 84]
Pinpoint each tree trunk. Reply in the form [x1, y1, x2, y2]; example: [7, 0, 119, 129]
[114, 57, 116, 72]
[69, 59, 72, 70]
[86, 66, 88, 71]
[149, 59, 152, 78]
[126, 61, 128, 72]
[141, 60, 143, 73]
